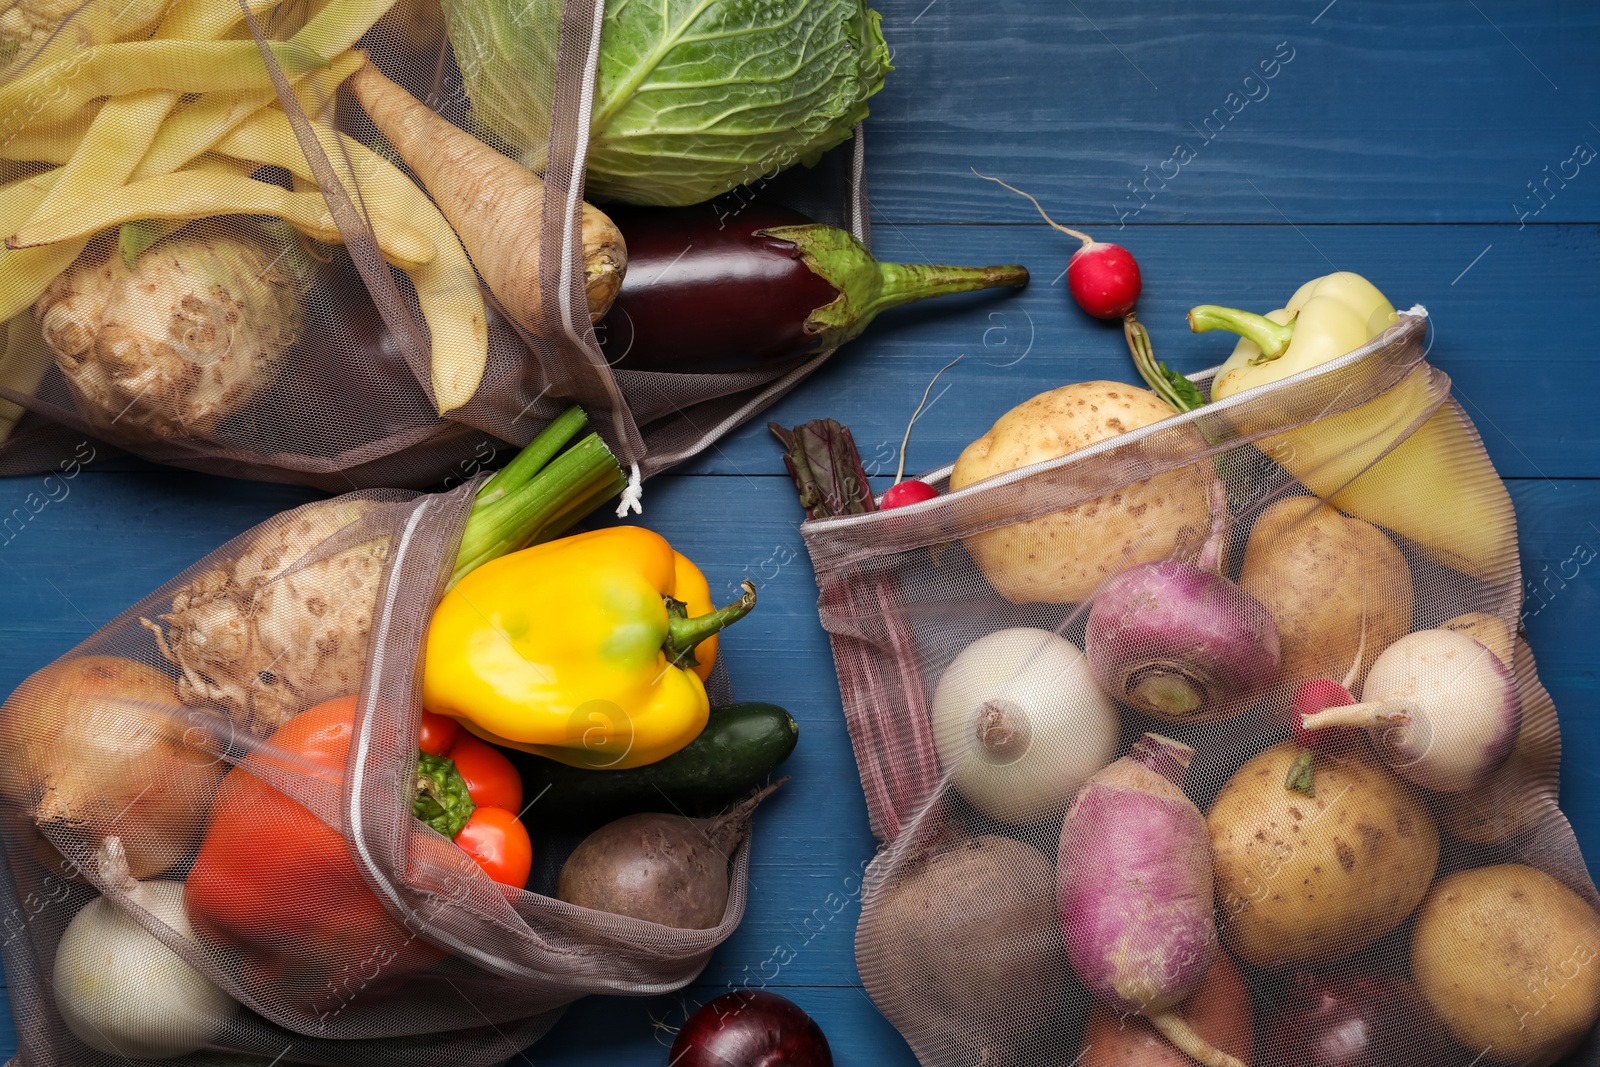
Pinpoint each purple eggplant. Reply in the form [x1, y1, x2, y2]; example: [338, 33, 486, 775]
[597, 205, 1028, 374]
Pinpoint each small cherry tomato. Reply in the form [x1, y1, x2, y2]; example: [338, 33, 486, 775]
[418, 711, 460, 757]
[455, 807, 533, 888]
[446, 731, 523, 812]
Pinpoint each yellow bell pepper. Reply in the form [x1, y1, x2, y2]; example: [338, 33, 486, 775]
[422, 526, 756, 770]
[1191, 272, 1516, 581]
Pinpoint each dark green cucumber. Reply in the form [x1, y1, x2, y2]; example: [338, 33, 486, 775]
[512, 702, 798, 822]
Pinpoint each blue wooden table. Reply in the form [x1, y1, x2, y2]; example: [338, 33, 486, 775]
[3, 1, 1600, 1062]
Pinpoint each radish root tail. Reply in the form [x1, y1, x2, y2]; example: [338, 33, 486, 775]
[895, 354, 962, 484]
[1148, 1010, 1246, 1067]
[970, 169, 1095, 247]
[1302, 698, 1415, 732]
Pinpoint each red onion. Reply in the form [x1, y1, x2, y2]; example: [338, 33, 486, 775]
[1258, 971, 1456, 1067]
[670, 990, 833, 1067]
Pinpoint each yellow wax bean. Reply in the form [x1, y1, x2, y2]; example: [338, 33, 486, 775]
[0, 40, 325, 136]
[1, 0, 170, 79]
[213, 109, 488, 410]
[8, 166, 438, 271]
[0, 174, 84, 323]
[134, 51, 363, 178]
[0, 313, 53, 444]
[291, 0, 404, 60]
[156, 0, 292, 44]
[19, 90, 179, 237]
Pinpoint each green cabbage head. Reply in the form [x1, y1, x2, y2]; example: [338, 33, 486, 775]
[443, 0, 892, 206]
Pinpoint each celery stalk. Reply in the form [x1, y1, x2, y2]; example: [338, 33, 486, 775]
[448, 408, 626, 589]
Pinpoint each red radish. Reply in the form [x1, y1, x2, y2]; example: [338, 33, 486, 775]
[670, 990, 833, 1067]
[1285, 626, 1370, 795]
[1086, 481, 1279, 723]
[879, 479, 938, 509]
[1067, 240, 1142, 319]
[1299, 628, 1520, 793]
[1290, 679, 1359, 752]
[879, 355, 961, 510]
[972, 171, 1200, 414]
[972, 170, 1140, 318]
[1058, 733, 1243, 1067]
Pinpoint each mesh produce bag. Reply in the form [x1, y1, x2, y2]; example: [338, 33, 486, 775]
[0, 0, 875, 491]
[785, 310, 1600, 1067]
[0, 437, 765, 1066]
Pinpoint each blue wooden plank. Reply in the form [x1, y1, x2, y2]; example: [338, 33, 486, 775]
[859, 0, 1600, 224]
[680, 221, 1600, 481]
[2, 473, 1599, 1067]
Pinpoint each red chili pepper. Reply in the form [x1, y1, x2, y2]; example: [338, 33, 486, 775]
[417, 713, 532, 888]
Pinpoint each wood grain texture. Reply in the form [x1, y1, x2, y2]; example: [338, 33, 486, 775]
[682, 221, 1600, 480]
[2, 2, 1599, 1064]
[862, 0, 1600, 224]
[0, 473, 1597, 1065]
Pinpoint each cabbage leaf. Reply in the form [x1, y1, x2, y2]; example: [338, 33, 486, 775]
[445, 0, 891, 206]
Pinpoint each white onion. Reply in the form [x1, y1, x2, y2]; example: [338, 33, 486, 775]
[53, 843, 237, 1059]
[931, 627, 1119, 823]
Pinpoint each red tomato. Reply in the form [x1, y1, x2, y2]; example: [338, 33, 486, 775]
[447, 731, 523, 812]
[454, 807, 533, 888]
[418, 710, 460, 757]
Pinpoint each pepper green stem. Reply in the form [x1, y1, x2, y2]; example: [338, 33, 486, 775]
[662, 580, 758, 669]
[1188, 304, 1296, 363]
[449, 407, 627, 589]
[414, 752, 475, 838]
[761, 224, 1029, 351]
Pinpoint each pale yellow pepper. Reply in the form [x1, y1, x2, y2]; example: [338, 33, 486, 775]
[1193, 272, 1516, 582]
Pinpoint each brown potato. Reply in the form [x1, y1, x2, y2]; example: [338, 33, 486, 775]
[950, 382, 1216, 604]
[1239, 497, 1413, 693]
[1411, 864, 1600, 1066]
[1208, 742, 1439, 967]
[1440, 611, 1514, 668]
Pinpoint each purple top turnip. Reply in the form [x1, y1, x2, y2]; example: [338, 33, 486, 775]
[1299, 628, 1520, 793]
[1086, 483, 1280, 724]
[1058, 733, 1243, 1067]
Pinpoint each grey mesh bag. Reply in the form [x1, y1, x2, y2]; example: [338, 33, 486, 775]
[0, 0, 873, 492]
[782, 312, 1600, 1067]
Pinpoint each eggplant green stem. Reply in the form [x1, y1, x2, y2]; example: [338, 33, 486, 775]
[760, 224, 1028, 353]
[1187, 304, 1296, 363]
[448, 406, 626, 589]
[662, 580, 758, 669]
[872, 261, 1031, 317]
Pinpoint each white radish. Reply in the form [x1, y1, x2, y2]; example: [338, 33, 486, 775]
[52, 838, 237, 1058]
[930, 627, 1118, 823]
[1300, 628, 1520, 793]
